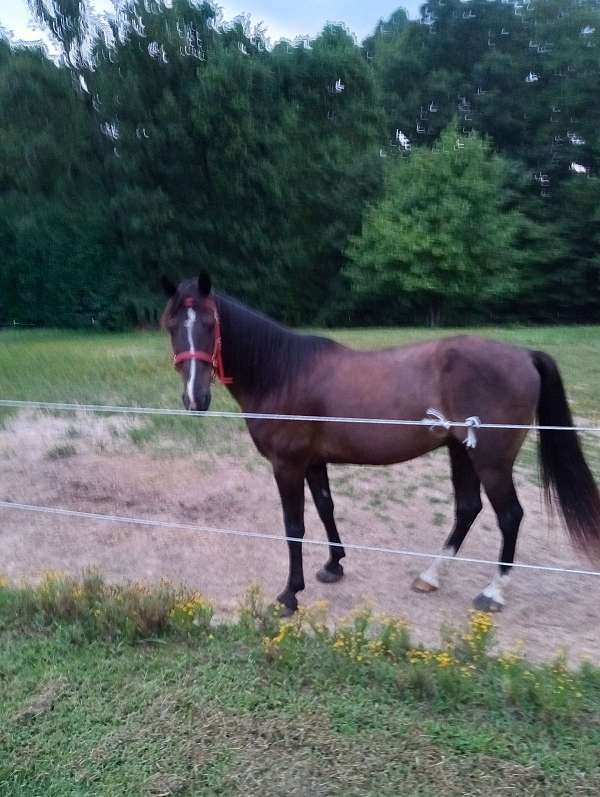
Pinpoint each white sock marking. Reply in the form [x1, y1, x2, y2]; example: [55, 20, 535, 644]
[418, 546, 456, 588]
[482, 573, 510, 605]
[184, 308, 197, 408]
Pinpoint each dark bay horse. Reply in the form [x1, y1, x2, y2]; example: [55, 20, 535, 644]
[161, 274, 600, 614]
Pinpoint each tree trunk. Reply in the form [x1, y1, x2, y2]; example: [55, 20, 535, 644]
[427, 297, 443, 327]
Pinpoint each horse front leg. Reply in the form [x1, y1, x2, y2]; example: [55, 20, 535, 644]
[273, 461, 306, 615]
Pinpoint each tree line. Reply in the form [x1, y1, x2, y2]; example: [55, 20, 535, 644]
[1, 0, 599, 328]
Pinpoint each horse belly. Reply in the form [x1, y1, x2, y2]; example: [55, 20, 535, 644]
[319, 424, 438, 466]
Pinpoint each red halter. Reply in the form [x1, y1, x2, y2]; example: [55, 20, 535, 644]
[172, 296, 233, 386]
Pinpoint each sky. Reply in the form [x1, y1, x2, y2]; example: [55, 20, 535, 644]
[0, 0, 422, 48]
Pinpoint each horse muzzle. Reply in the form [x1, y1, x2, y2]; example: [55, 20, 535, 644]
[182, 392, 211, 412]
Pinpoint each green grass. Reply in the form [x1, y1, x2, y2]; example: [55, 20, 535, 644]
[0, 329, 244, 452]
[2, 324, 600, 417]
[3, 323, 600, 483]
[46, 443, 78, 460]
[1, 577, 600, 797]
[2, 325, 600, 464]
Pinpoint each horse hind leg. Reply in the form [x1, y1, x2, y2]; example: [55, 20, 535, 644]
[306, 463, 345, 584]
[472, 465, 523, 613]
[413, 441, 482, 593]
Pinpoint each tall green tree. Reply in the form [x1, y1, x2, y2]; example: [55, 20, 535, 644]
[84, 0, 294, 318]
[520, 176, 600, 320]
[0, 37, 109, 327]
[27, 0, 88, 66]
[344, 125, 526, 324]
[270, 23, 384, 320]
[2, 1, 600, 328]
[85, 4, 383, 322]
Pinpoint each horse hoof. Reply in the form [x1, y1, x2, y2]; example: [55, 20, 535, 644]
[473, 593, 503, 613]
[411, 576, 438, 594]
[316, 565, 344, 584]
[276, 592, 298, 616]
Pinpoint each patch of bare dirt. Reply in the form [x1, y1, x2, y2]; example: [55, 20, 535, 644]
[12, 676, 69, 723]
[1, 412, 598, 664]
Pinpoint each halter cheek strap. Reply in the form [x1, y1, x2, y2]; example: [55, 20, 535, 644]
[172, 296, 233, 386]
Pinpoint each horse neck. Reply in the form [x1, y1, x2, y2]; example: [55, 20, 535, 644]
[217, 295, 297, 405]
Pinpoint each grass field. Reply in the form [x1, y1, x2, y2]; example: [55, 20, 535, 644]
[2, 323, 600, 470]
[2, 326, 600, 795]
[2, 324, 600, 417]
[0, 576, 599, 796]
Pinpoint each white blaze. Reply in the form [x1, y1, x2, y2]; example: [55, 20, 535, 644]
[184, 308, 197, 408]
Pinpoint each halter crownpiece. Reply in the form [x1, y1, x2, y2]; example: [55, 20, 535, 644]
[172, 296, 233, 385]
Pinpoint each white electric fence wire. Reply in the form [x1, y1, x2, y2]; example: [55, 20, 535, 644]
[1, 399, 600, 433]
[1, 500, 600, 579]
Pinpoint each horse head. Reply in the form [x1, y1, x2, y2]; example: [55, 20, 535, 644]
[161, 272, 219, 412]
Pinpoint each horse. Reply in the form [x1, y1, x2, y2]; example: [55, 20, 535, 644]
[161, 274, 600, 615]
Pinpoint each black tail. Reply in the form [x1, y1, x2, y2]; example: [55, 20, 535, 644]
[531, 350, 600, 559]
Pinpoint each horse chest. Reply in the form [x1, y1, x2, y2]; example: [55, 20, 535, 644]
[246, 420, 316, 462]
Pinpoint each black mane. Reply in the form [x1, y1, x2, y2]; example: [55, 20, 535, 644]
[217, 295, 337, 395]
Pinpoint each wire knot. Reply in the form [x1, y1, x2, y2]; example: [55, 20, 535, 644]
[425, 408, 451, 431]
[425, 409, 481, 448]
[464, 416, 481, 449]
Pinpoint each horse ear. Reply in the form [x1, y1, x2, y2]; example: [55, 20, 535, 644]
[198, 272, 212, 297]
[161, 276, 177, 298]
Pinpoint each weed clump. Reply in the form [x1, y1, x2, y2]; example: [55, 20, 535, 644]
[0, 570, 213, 642]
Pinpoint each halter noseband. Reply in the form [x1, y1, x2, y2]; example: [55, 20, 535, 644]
[172, 296, 233, 385]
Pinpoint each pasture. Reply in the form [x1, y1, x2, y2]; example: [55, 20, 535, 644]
[1, 325, 600, 662]
[1, 325, 600, 794]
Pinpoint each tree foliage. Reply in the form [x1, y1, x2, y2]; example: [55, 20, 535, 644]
[1, 0, 600, 328]
[345, 125, 525, 324]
